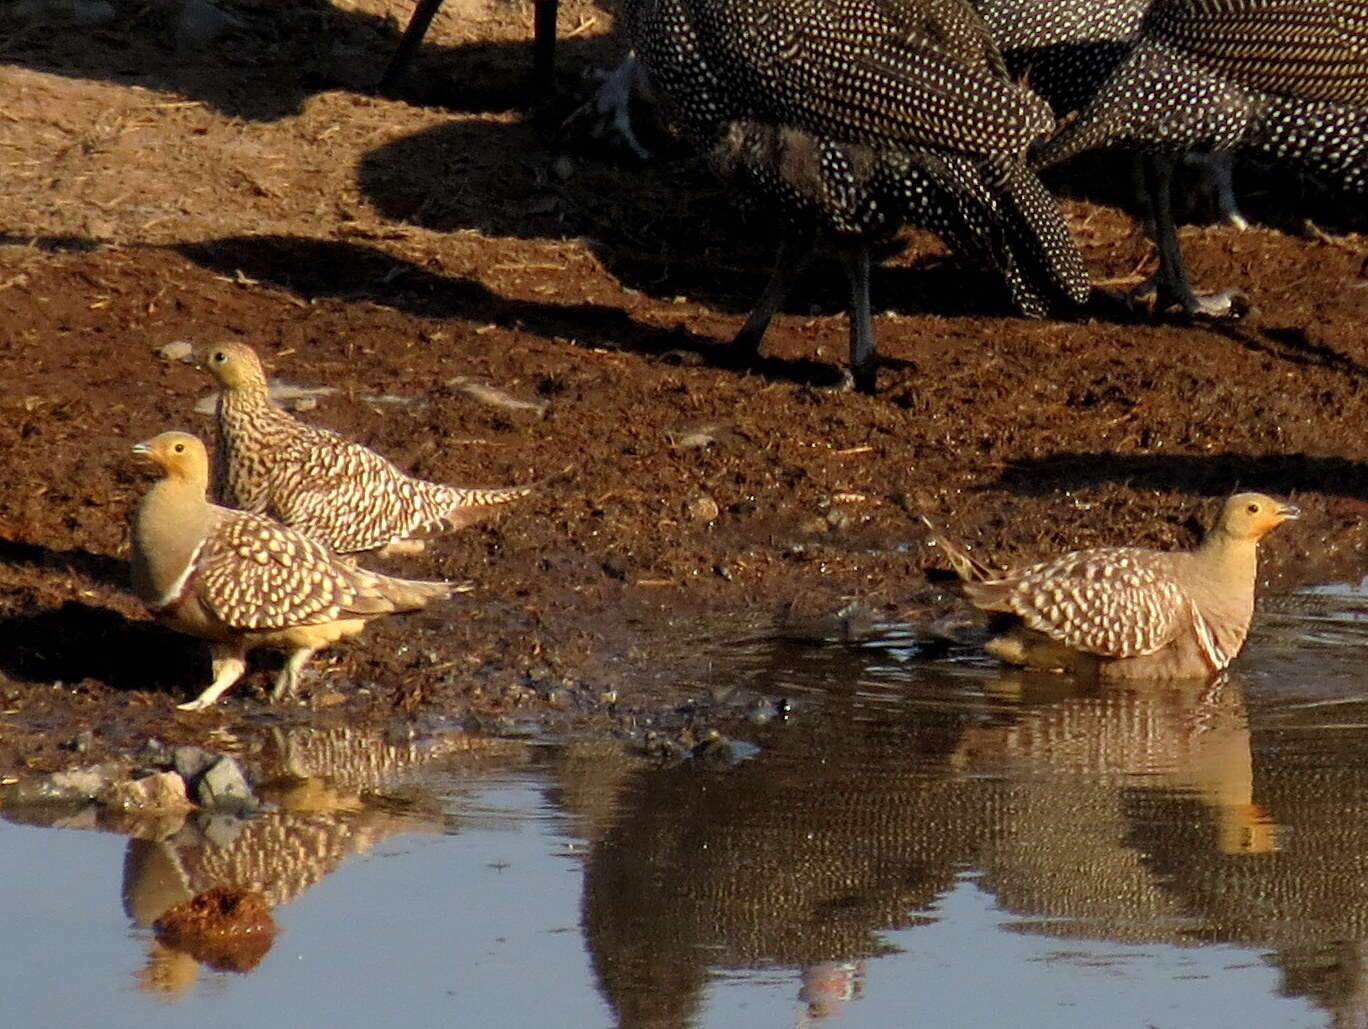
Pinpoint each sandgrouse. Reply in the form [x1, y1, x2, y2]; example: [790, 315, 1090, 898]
[926, 492, 1298, 678]
[200, 341, 531, 555]
[130, 432, 455, 711]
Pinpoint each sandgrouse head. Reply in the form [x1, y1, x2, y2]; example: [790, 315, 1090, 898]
[132, 430, 210, 484]
[1215, 492, 1300, 542]
[197, 341, 267, 392]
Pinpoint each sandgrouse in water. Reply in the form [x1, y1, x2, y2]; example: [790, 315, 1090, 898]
[927, 492, 1299, 678]
[201, 342, 531, 555]
[130, 432, 455, 711]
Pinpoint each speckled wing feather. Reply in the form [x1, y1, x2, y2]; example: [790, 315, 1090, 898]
[194, 510, 408, 631]
[964, 546, 1187, 658]
[681, 0, 1055, 154]
[1146, 0, 1368, 105]
[265, 428, 495, 553]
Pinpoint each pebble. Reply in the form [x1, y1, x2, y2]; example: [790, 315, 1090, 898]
[157, 340, 194, 362]
[0, 764, 120, 806]
[194, 756, 258, 813]
[688, 496, 720, 523]
[98, 771, 193, 813]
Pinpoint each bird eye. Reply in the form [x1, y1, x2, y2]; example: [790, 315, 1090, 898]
[1247, 503, 1260, 514]
[173, 443, 185, 453]
[213, 352, 227, 363]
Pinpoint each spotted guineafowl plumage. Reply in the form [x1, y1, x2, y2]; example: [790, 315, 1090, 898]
[974, 0, 1149, 117]
[623, 0, 1092, 390]
[1033, 0, 1368, 315]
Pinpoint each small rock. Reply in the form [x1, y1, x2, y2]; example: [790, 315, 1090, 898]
[824, 507, 851, 530]
[193, 756, 258, 813]
[0, 764, 119, 806]
[290, 396, 318, 413]
[99, 772, 193, 813]
[688, 496, 720, 523]
[154, 887, 276, 973]
[171, 745, 218, 784]
[692, 734, 759, 768]
[173, 0, 243, 50]
[157, 340, 194, 362]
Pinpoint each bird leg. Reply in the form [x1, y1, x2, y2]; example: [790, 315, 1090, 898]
[178, 645, 246, 711]
[732, 231, 813, 359]
[1136, 153, 1245, 318]
[560, 54, 654, 161]
[1183, 152, 1248, 230]
[272, 646, 319, 703]
[840, 241, 878, 393]
[377, 0, 444, 95]
[375, 540, 427, 558]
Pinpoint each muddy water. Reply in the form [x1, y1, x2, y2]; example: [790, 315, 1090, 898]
[8, 588, 1368, 1027]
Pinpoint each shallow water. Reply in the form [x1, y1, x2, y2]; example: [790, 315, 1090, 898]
[9, 585, 1368, 1028]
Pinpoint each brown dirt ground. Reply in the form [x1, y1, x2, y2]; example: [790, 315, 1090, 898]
[1, 0, 1366, 777]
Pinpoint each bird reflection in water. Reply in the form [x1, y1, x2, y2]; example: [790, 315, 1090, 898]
[119, 726, 519, 999]
[576, 667, 1278, 1025]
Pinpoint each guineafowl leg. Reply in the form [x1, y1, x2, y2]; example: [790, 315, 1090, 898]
[1140, 153, 1243, 318]
[841, 242, 878, 393]
[732, 232, 812, 357]
[379, 0, 444, 93]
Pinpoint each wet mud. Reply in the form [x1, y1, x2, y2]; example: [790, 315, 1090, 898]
[0, 0, 1366, 778]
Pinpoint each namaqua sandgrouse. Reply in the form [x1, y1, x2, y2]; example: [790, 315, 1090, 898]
[200, 342, 531, 555]
[130, 432, 455, 711]
[926, 492, 1299, 678]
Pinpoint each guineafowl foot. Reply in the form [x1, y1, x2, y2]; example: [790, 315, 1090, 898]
[1132, 277, 1250, 320]
[561, 55, 653, 161]
[842, 361, 879, 395]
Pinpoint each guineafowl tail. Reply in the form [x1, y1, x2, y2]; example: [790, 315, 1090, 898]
[896, 152, 1091, 315]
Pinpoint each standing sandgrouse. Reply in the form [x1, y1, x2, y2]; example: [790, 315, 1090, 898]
[622, 0, 1092, 391]
[130, 432, 455, 711]
[926, 492, 1299, 678]
[201, 342, 532, 555]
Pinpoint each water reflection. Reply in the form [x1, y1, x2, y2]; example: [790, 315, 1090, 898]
[9, 601, 1368, 1026]
[7, 727, 523, 1000]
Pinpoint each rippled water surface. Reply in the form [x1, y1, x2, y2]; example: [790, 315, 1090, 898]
[9, 582, 1368, 1027]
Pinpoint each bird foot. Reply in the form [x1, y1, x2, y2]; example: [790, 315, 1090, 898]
[1132, 279, 1251, 320]
[560, 55, 653, 161]
[836, 363, 878, 395]
[176, 697, 215, 713]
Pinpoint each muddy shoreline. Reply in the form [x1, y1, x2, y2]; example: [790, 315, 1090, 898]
[1, 0, 1367, 782]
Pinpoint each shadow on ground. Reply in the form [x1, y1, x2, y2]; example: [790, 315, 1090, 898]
[0, 0, 619, 121]
[174, 234, 850, 385]
[0, 601, 207, 693]
[984, 452, 1368, 501]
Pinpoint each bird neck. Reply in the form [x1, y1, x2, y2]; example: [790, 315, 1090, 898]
[131, 476, 216, 606]
[219, 378, 272, 417]
[1193, 529, 1259, 588]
